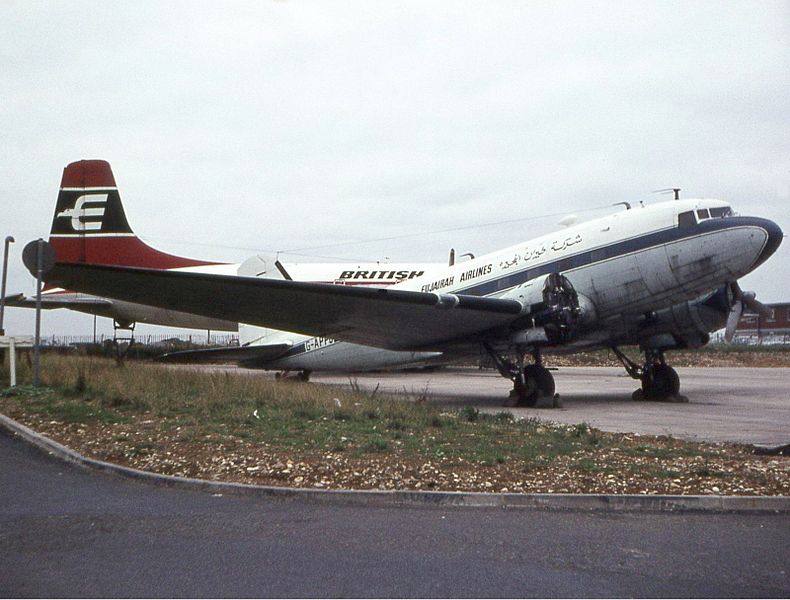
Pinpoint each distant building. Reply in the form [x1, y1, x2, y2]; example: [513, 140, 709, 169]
[734, 302, 790, 344]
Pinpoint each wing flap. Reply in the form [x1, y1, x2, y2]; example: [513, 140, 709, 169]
[41, 262, 523, 350]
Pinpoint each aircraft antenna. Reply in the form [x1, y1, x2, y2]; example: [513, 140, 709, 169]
[612, 202, 631, 210]
[652, 188, 681, 200]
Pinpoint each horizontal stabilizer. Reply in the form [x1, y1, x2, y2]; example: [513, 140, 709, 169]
[2, 293, 113, 310]
[158, 343, 292, 364]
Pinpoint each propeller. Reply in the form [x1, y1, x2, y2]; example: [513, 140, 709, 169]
[724, 282, 772, 342]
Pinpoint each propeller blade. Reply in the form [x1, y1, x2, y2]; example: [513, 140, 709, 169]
[725, 300, 743, 342]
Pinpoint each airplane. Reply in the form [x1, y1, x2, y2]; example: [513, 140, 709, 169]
[23, 162, 783, 405]
[6, 159, 445, 374]
[6, 159, 441, 331]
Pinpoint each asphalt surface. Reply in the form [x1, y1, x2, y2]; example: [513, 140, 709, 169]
[312, 367, 790, 446]
[1, 431, 789, 598]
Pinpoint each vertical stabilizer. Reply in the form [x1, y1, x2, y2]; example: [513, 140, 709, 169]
[49, 160, 221, 269]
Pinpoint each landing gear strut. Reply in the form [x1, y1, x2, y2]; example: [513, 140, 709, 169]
[483, 342, 555, 407]
[611, 347, 683, 401]
[111, 320, 135, 365]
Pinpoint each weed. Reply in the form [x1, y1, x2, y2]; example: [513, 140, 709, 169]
[482, 453, 508, 466]
[1, 384, 54, 398]
[332, 409, 351, 421]
[461, 406, 480, 423]
[574, 457, 601, 472]
[294, 406, 321, 421]
[44, 401, 120, 424]
[386, 419, 407, 431]
[74, 369, 87, 394]
[364, 437, 389, 453]
[572, 422, 589, 437]
[690, 459, 728, 478]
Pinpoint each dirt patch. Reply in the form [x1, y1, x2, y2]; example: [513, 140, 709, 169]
[5, 407, 788, 497]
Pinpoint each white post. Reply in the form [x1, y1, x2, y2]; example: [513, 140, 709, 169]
[9, 336, 16, 387]
[33, 239, 43, 386]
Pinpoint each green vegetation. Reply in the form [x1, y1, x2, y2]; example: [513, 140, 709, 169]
[0, 354, 786, 495]
[0, 355, 707, 466]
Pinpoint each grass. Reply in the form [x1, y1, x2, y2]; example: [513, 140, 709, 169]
[0, 353, 785, 496]
[0, 354, 630, 462]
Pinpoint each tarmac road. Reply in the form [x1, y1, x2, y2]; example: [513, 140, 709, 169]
[1, 431, 789, 598]
[312, 367, 790, 447]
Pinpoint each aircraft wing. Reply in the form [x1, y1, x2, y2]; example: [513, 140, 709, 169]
[39, 262, 524, 350]
[158, 343, 293, 364]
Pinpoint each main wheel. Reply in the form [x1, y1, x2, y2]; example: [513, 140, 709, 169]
[518, 365, 556, 407]
[641, 364, 680, 399]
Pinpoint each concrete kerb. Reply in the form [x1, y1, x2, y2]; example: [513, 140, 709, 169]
[2, 412, 788, 514]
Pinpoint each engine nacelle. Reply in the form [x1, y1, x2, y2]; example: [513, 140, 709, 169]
[636, 286, 730, 350]
[504, 273, 596, 346]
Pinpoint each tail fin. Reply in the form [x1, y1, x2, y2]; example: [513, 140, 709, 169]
[49, 160, 221, 269]
[237, 255, 293, 347]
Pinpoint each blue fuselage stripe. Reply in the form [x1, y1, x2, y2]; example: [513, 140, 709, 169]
[455, 217, 762, 297]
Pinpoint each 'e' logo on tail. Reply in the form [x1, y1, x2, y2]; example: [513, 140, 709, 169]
[57, 194, 108, 232]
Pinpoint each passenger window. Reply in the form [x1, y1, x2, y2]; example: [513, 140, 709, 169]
[696, 209, 710, 219]
[678, 211, 696, 228]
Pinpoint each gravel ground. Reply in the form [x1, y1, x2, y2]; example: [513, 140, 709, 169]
[5, 409, 788, 497]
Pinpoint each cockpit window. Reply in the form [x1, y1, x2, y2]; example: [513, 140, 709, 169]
[678, 211, 696, 228]
[694, 206, 733, 222]
[709, 207, 732, 218]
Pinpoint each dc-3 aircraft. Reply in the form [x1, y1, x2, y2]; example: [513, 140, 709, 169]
[7, 160, 446, 374]
[23, 160, 783, 405]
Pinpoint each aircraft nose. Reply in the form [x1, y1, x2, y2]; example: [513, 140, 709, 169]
[751, 217, 783, 269]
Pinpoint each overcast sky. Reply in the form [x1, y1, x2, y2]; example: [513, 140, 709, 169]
[1, 0, 788, 338]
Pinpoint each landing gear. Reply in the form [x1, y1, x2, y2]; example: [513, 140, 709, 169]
[611, 347, 684, 401]
[483, 342, 556, 407]
[275, 369, 311, 382]
[641, 363, 680, 399]
[111, 320, 135, 365]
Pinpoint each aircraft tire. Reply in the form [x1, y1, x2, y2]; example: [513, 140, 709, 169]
[641, 364, 680, 399]
[519, 365, 555, 407]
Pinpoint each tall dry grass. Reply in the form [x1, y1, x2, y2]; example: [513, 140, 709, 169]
[6, 353, 444, 426]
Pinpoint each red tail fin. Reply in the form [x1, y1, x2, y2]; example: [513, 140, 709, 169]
[49, 160, 221, 269]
